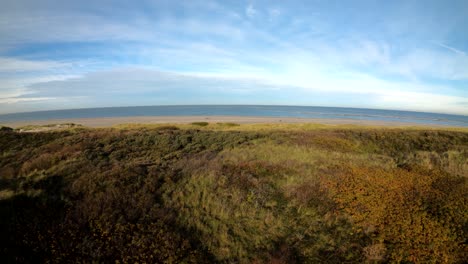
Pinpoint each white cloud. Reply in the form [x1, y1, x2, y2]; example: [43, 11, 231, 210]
[268, 8, 281, 19]
[434, 42, 466, 56]
[0, 96, 56, 104]
[246, 4, 258, 18]
[2, 67, 464, 115]
[377, 91, 468, 114]
[0, 57, 69, 72]
[300, 39, 468, 81]
[388, 49, 468, 80]
[0, 74, 81, 105]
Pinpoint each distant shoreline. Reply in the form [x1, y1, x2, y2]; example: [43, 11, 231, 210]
[1, 115, 463, 128]
[1, 105, 466, 128]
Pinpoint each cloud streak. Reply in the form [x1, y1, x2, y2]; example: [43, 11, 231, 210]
[434, 42, 466, 56]
[0, 57, 70, 72]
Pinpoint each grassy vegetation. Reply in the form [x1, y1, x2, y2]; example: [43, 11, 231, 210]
[0, 123, 467, 263]
[191, 122, 209, 127]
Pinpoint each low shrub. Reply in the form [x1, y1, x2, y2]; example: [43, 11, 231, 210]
[191, 122, 209, 126]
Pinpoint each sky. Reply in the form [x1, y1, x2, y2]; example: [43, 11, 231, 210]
[0, 0, 467, 115]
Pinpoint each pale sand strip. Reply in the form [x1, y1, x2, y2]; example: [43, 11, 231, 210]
[0, 115, 451, 128]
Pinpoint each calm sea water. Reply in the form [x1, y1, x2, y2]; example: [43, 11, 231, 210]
[0, 105, 467, 127]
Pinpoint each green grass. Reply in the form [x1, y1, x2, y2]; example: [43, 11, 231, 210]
[191, 121, 209, 126]
[0, 124, 467, 263]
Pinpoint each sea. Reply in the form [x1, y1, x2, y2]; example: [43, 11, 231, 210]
[0, 105, 467, 127]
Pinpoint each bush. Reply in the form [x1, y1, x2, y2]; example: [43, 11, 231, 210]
[0, 126, 13, 132]
[191, 122, 209, 126]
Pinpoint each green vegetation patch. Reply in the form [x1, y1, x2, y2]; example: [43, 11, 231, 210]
[191, 121, 209, 126]
[216, 122, 240, 127]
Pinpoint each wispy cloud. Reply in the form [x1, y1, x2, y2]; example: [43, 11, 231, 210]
[0, 57, 69, 72]
[0, 96, 56, 104]
[433, 42, 466, 56]
[268, 8, 281, 20]
[246, 4, 258, 18]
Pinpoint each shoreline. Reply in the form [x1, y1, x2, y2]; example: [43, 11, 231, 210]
[1, 115, 464, 128]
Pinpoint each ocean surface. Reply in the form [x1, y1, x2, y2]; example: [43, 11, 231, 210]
[1, 105, 467, 127]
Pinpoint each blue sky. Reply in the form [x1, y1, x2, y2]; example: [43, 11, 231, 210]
[0, 0, 467, 115]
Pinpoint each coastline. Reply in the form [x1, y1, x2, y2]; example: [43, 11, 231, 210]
[1, 115, 463, 128]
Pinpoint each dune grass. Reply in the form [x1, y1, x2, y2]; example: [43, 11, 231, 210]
[0, 123, 467, 262]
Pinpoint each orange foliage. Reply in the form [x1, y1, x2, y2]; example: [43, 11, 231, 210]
[325, 166, 467, 262]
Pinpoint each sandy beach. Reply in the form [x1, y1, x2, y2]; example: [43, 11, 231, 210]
[0, 115, 455, 128]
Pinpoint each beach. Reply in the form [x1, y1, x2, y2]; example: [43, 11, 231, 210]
[0, 115, 457, 128]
